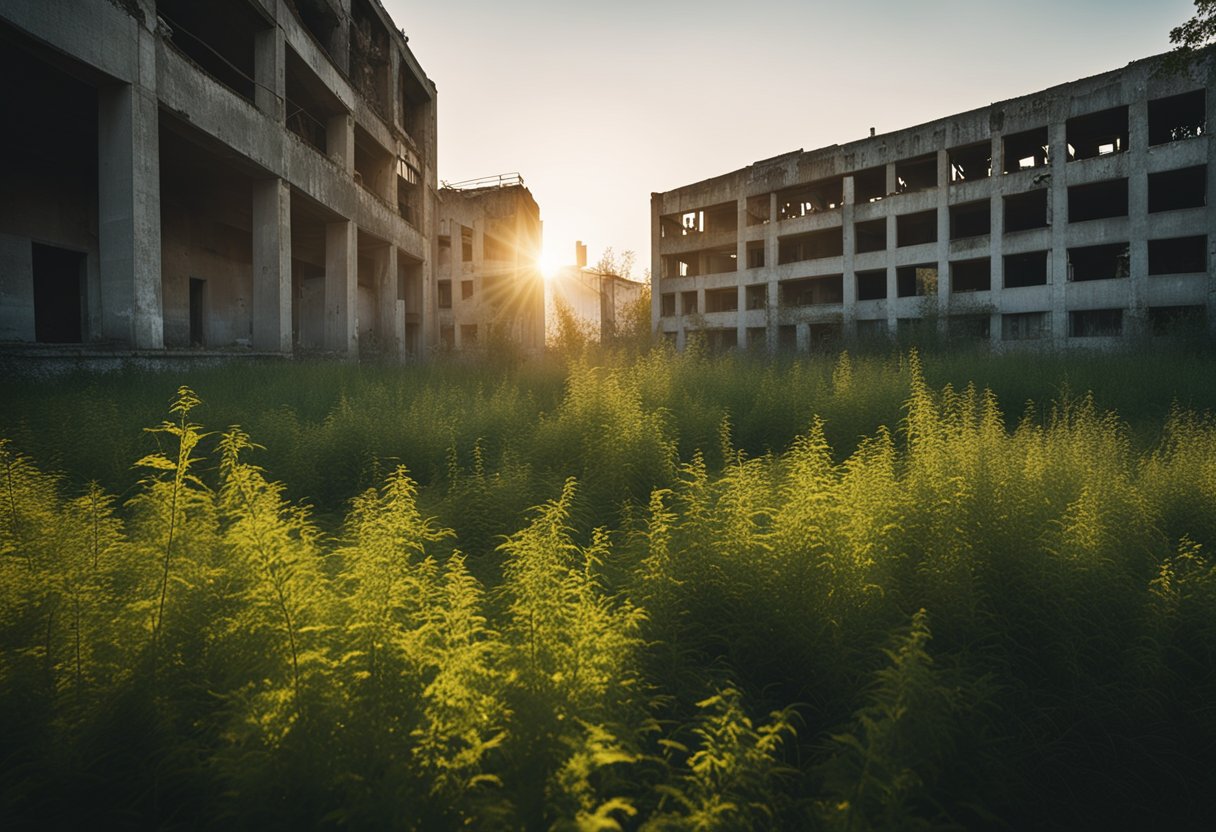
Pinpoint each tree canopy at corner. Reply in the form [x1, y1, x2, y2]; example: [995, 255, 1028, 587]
[1171, 0, 1216, 54]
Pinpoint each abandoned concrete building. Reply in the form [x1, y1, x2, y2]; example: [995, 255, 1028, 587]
[652, 52, 1216, 351]
[0, 0, 436, 359]
[550, 242, 648, 343]
[436, 174, 545, 353]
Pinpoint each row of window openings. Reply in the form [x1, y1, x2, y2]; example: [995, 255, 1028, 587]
[662, 166, 1206, 276]
[659, 235, 1206, 314]
[664, 308, 1206, 344]
[663, 91, 1206, 236]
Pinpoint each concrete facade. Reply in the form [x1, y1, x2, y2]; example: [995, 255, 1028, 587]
[436, 175, 545, 353]
[652, 52, 1216, 352]
[550, 263, 647, 343]
[0, 0, 437, 360]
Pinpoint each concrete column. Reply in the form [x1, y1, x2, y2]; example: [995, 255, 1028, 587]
[886, 264, 898, 332]
[1048, 118, 1070, 345]
[767, 191, 779, 350]
[650, 194, 663, 338]
[252, 177, 292, 352]
[736, 283, 747, 346]
[324, 219, 357, 356]
[327, 113, 354, 173]
[374, 244, 400, 356]
[98, 80, 162, 348]
[767, 281, 780, 351]
[254, 25, 286, 123]
[1126, 93, 1150, 338]
[990, 137, 1005, 348]
[935, 149, 950, 331]
[841, 175, 856, 339]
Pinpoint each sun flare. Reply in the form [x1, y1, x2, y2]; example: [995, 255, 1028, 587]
[538, 250, 563, 281]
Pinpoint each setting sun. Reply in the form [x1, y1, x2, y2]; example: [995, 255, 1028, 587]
[538, 249, 563, 281]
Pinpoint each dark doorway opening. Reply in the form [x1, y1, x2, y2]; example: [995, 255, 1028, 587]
[190, 277, 206, 347]
[32, 243, 84, 343]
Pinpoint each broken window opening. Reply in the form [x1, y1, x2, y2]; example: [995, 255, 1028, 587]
[1148, 165, 1207, 213]
[746, 194, 771, 226]
[32, 243, 85, 344]
[285, 45, 342, 155]
[895, 155, 937, 194]
[778, 228, 844, 264]
[896, 210, 937, 247]
[1066, 106, 1129, 161]
[1068, 243, 1130, 282]
[681, 291, 698, 315]
[1148, 90, 1206, 146]
[856, 269, 887, 301]
[949, 200, 991, 240]
[437, 279, 452, 308]
[1149, 305, 1207, 335]
[349, 0, 391, 117]
[1148, 235, 1208, 275]
[746, 240, 766, 269]
[896, 264, 937, 298]
[1004, 189, 1049, 233]
[780, 275, 844, 307]
[777, 177, 844, 220]
[399, 63, 430, 140]
[705, 288, 738, 313]
[461, 280, 473, 301]
[660, 292, 676, 317]
[948, 314, 990, 340]
[1068, 178, 1128, 223]
[854, 219, 886, 253]
[1002, 126, 1049, 173]
[1004, 251, 1049, 288]
[1070, 308, 1123, 338]
[949, 141, 992, 183]
[745, 284, 767, 310]
[437, 235, 452, 271]
[461, 226, 473, 262]
[158, 0, 260, 102]
[290, 0, 341, 60]
[396, 153, 421, 227]
[703, 246, 738, 274]
[853, 166, 887, 203]
[1002, 311, 1050, 341]
[354, 125, 394, 202]
[950, 258, 991, 293]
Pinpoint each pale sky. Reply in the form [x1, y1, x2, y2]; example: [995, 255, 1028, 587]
[383, 0, 1196, 276]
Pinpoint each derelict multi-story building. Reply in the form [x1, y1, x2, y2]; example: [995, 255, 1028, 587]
[435, 174, 545, 353]
[651, 51, 1215, 351]
[0, 0, 436, 361]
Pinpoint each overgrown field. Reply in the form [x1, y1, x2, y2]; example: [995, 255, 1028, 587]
[2, 347, 1215, 829]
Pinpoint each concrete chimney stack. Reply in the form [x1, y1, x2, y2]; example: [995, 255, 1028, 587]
[575, 240, 587, 269]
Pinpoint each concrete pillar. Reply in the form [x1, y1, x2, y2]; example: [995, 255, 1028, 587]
[254, 25, 286, 123]
[374, 243, 399, 356]
[990, 134, 1005, 348]
[98, 81, 162, 348]
[1048, 118, 1070, 345]
[1126, 92, 1150, 338]
[252, 177, 292, 352]
[327, 113, 354, 173]
[736, 283, 747, 346]
[841, 175, 856, 339]
[324, 219, 357, 356]
[935, 149, 950, 332]
[767, 191, 780, 349]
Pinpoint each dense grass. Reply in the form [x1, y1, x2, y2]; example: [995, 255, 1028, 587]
[2, 344, 1215, 829]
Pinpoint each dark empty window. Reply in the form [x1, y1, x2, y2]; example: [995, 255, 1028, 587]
[461, 226, 473, 261]
[32, 243, 84, 343]
[746, 284, 767, 310]
[856, 269, 887, 301]
[437, 279, 452, 308]
[1067, 106, 1128, 160]
[855, 219, 886, 253]
[746, 240, 765, 269]
[951, 258, 991, 293]
[1003, 311, 1050, 341]
[896, 155, 937, 193]
[1068, 179, 1128, 222]
[897, 210, 937, 247]
[781, 275, 843, 306]
[1004, 189, 1049, 233]
[897, 264, 937, 297]
[1069, 244, 1129, 282]
[705, 288, 738, 313]
[950, 200, 991, 239]
[1149, 305, 1206, 335]
[461, 280, 473, 300]
[1070, 308, 1123, 338]
[778, 228, 843, 264]
[1004, 251, 1049, 288]
[1148, 236, 1207, 275]
[660, 293, 676, 317]
[854, 166, 887, 203]
[1148, 166, 1206, 213]
[681, 291, 698, 315]
[949, 141, 991, 182]
[778, 178, 844, 219]
[1148, 90, 1206, 146]
[949, 315, 990, 340]
[1003, 126, 1049, 172]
